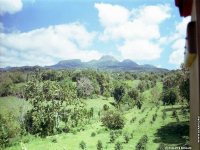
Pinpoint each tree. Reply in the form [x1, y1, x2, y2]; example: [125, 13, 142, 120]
[161, 88, 177, 106]
[79, 141, 86, 150]
[137, 81, 147, 92]
[179, 77, 189, 103]
[24, 75, 81, 137]
[77, 77, 94, 98]
[97, 140, 103, 150]
[128, 88, 139, 100]
[113, 85, 125, 104]
[0, 75, 13, 97]
[101, 110, 124, 130]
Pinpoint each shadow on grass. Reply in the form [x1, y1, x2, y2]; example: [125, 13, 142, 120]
[153, 121, 189, 144]
[162, 106, 187, 112]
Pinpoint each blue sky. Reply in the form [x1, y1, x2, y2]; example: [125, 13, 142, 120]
[0, 0, 191, 69]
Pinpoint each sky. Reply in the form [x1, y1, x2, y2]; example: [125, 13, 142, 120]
[0, 0, 191, 69]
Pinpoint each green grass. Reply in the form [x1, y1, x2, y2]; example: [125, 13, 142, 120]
[124, 80, 140, 88]
[0, 96, 30, 117]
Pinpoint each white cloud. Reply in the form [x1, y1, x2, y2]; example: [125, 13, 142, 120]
[0, 0, 23, 15]
[94, 3, 129, 27]
[95, 3, 171, 61]
[169, 17, 191, 66]
[0, 23, 102, 67]
[169, 39, 185, 65]
[118, 40, 162, 61]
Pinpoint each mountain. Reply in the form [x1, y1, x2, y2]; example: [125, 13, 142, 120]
[49, 59, 83, 69]
[87, 55, 120, 69]
[0, 55, 168, 72]
[98, 55, 118, 62]
[46, 55, 167, 72]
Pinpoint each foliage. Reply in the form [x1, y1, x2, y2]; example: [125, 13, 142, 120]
[79, 141, 86, 150]
[101, 110, 124, 130]
[162, 110, 167, 120]
[130, 117, 137, 123]
[128, 88, 139, 100]
[179, 64, 190, 103]
[179, 78, 189, 102]
[97, 140, 103, 150]
[77, 77, 94, 98]
[115, 141, 123, 150]
[0, 75, 13, 97]
[91, 132, 96, 137]
[24, 75, 83, 137]
[123, 132, 130, 143]
[41, 70, 63, 81]
[113, 85, 126, 104]
[135, 135, 148, 150]
[161, 88, 177, 106]
[157, 143, 165, 150]
[103, 104, 109, 111]
[110, 131, 116, 143]
[0, 113, 21, 148]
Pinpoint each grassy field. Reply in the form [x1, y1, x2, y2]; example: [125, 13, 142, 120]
[0, 96, 30, 117]
[1, 96, 189, 150]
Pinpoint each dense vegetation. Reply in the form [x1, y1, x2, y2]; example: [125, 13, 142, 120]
[0, 66, 190, 150]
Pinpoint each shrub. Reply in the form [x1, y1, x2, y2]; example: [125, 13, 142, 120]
[0, 113, 21, 148]
[141, 108, 146, 113]
[139, 118, 145, 125]
[135, 135, 148, 150]
[91, 132, 96, 137]
[101, 110, 124, 130]
[172, 110, 177, 117]
[63, 125, 70, 133]
[79, 141, 86, 150]
[162, 110, 167, 120]
[115, 141, 123, 150]
[130, 117, 136, 123]
[110, 131, 116, 143]
[152, 114, 157, 122]
[97, 140, 103, 150]
[150, 120, 153, 124]
[0, 76, 13, 96]
[77, 77, 94, 98]
[103, 104, 109, 111]
[51, 137, 57, 143]
[123, 133, 130, 143]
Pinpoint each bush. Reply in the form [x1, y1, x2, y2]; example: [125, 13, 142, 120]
[115, 141, 123, 150]
[123, 133, 130, 143]
[101, 110, 124, 130]
[139, 118, 145, 125]
[162, 110, 167, 120]
[91, 132, 96, 137]
[135, 135, 148, 150]
[0, 76, 13, 97]
[77, 77, 94, 98]
[0, 113, 21, 148]
[51, 137, 57, 143]
[130, 117, 136, 123]
[103, 104, 109, 111]
[110, 131, 116, 143]
[79, 141, 86, 150]
[97, 140, 103, 150]
[172, 110, 177, 117]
